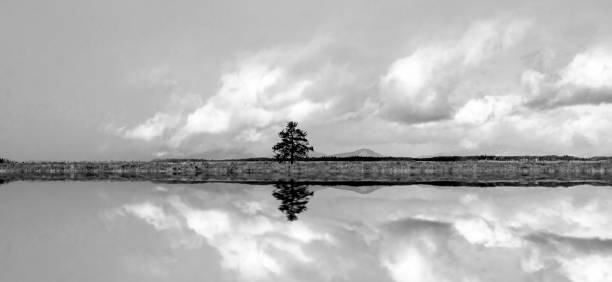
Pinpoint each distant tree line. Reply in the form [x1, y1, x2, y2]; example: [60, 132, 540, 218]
[0, 157, 13, 164]
[175, 155, 611, 162]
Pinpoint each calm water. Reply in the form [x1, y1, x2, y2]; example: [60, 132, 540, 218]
[0, 181, 611, 282]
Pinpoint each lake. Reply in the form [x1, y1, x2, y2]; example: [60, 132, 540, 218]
[1, 181, 611, 282]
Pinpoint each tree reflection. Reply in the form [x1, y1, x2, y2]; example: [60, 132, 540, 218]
[272, 180, 314, 221]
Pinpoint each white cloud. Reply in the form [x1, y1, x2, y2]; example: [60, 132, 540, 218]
[382, 46, 452, 99]
[103, 22, 612, 159]
[560, 47, 612, 89]
[454, 95, 522, 125]
[166, 62, 282, 146]
[118, 112, 181, 141]
[115, 18, 541, 156]
[116, 41, 341, 151]
[168, 54, 327, 146]
[449, 101, 612, 155]
[170, 104, 232, 144]
[379, 18, 531, 123]
[523, 46, 612, 108]
[286, 100, 332, 121]
[461, 19, 531, 66]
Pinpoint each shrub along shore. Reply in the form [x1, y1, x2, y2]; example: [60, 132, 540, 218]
[1, 157, 612, 186]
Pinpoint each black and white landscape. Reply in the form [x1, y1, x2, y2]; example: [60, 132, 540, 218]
[1, 0, 612, 281]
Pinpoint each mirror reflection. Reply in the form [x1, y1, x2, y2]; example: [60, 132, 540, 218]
[272, 180, 314, 221]
[1, 181, 612, 282]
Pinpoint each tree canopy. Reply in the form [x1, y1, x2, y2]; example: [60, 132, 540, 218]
[272, 121, 314, 164]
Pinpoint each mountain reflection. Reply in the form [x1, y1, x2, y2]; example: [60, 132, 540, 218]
[272, 180, 314, 221]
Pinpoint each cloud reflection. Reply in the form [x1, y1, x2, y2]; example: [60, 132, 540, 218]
[114, 185, 329, 281]
[107, 184, 612, 282]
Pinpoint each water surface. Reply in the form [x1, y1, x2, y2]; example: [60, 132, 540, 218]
[1, 181, 611, 282]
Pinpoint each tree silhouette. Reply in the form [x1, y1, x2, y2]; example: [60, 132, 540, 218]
[272, 180, 314, 221]
[272, 121, 314, 164]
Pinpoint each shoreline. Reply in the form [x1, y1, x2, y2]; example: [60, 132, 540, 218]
[2, 159, 612, 186]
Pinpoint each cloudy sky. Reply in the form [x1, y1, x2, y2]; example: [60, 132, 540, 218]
[2, 0, 612, 160]
[2, 181, 611, 282]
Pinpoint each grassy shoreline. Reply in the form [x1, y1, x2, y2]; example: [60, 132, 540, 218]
[1, 158, 611, 186]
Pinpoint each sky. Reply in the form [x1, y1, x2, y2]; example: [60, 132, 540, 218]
[2, 0, 612, 160]
[1, 181, 612, 282]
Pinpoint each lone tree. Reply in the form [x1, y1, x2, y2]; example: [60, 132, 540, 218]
[272, 121, 314, 164]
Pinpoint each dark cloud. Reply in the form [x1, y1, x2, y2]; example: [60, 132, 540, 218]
[527, 86, 612, 109]
[527, 232, 612, 255]
[383, 217, 452, 233]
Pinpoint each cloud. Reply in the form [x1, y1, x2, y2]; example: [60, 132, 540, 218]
[176, 104, 232, 136]
[454, 95, 522, 125]
[452, 103, 612, 155]
[560, 47, 612, 89]
[379, 18, 531, 123]
[560, 255, 612, 282]
[102, 17, 612, 159]
[116, 112, 181, 141]
[167, 49, 334, 146]
[524, 46, 612, 108]
[113, 40, 342, 153]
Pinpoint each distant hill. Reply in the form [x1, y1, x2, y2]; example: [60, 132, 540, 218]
[156, 151, 612, 162]
[309, 184, 383, 194]
[328, 186, 383, 194]
[330, 149, 384, 158]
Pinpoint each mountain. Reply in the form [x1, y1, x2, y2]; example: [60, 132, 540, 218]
[309, 185, 382, 194]
[330, 148, 384, 158]
[329, 186, 383, 194]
